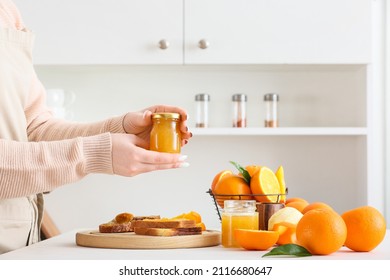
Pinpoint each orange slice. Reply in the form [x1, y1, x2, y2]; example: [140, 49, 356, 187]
[172, 211, 202, 223]
[234, 229, 279, 251]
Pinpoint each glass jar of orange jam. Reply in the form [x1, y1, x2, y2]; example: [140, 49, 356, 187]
[150, 113, 181, 153]
[221, 200, 258, 248]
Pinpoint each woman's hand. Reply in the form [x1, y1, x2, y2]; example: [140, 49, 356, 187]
[122, 105, 192, 146]
[111, 133, 189, 177]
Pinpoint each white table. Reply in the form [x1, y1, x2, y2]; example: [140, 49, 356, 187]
[1, 229, 389, 260]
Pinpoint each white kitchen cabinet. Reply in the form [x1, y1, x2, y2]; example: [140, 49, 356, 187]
[14, 0, 184, 64]
[14, 0, 371, 65]
[185, 0, 371, 64]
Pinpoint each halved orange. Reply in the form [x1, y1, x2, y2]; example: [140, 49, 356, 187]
[250, 167, 280, 202]
[234, 229, 279, 250]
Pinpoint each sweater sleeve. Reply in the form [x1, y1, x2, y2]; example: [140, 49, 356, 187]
[0, 73, 124, 199]
[0, 134, 113, 199]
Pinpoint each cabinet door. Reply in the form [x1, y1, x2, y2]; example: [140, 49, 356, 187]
[185, 0, 371, 64]
[14, 0, 183, 64]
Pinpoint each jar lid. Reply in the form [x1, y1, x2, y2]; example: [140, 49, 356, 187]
[223, 200, 256, 213]
[152, 113, 181, 119]
[195, 93, 210, 101]
[264, 93, 279, 101]
[232, 93, 247, 102]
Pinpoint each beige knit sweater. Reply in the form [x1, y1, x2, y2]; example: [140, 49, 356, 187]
[0, 0, 126, 199]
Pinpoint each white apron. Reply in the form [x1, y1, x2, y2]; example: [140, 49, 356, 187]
[0, 28, 43, 254]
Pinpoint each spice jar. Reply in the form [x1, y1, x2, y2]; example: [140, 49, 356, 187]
[264, 93, 279, 128]
[221, 200, 258, 247]
[195, 93, 210, 128]
[150, 113, 181, 153]
[232, 93, 247, 127]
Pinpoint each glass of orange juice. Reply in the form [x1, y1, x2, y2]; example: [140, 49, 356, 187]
[221, 200, 258, 248]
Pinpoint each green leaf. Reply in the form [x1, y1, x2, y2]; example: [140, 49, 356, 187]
[262, 244, 312, 258]
[229, 161, 251, 184]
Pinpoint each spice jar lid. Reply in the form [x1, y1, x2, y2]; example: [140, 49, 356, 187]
[264, 93, 279, 101]
[195, 93, 210, 101]
[232, 93, 247, 102]
[152, 113, 181, 119]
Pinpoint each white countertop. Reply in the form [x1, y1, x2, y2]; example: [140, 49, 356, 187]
[1, 229, 389, 260]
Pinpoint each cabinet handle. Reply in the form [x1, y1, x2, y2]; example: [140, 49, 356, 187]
[198, 39, 210, 49]
[158, 39, 170, 50]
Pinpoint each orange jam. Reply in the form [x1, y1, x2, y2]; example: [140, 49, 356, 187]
[221, 200, 258, 248]
[150, 113, 181, 153]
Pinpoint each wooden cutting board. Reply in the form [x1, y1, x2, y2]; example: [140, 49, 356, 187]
[76, 230, 221, 249]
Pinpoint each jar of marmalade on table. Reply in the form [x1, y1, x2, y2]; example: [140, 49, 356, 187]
[221, 200, 258, 248]
[150, 113, 181, 153]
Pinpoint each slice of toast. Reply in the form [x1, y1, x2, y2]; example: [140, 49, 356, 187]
[99, 221, 133, 233]
[134, 226, 202, 236]
[99, 213, 160, 233]
[132, 219, 196, 229]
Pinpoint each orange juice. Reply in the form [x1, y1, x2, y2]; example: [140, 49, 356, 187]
[221, 200, 258, 247]
[150, 113, 181, 153]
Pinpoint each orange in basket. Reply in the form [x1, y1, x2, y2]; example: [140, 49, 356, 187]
[213, 175, 252, 208]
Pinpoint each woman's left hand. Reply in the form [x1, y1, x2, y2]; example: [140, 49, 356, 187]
[122, 105, 192, 146]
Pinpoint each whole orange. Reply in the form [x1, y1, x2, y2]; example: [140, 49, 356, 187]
[285, 197, 309, 205]
[302, 201, 333, 214]
[245, 165, 261, 177]
[286, 200, 309, 213]
[213, 175, 252, 208]
[211, 170, 233, 192]
[296, 208, 347, 255]
[341, 206, 386, 252]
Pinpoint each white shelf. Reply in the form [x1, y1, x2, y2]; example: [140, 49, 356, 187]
[190, 127, 368, 136]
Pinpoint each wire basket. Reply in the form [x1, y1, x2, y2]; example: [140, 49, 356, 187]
[207, 189, 287, 221]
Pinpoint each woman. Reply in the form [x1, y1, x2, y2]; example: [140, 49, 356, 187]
[0, 0, 192, 254]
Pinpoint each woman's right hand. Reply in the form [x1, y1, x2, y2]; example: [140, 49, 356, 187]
[110, 133, 189, 177]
